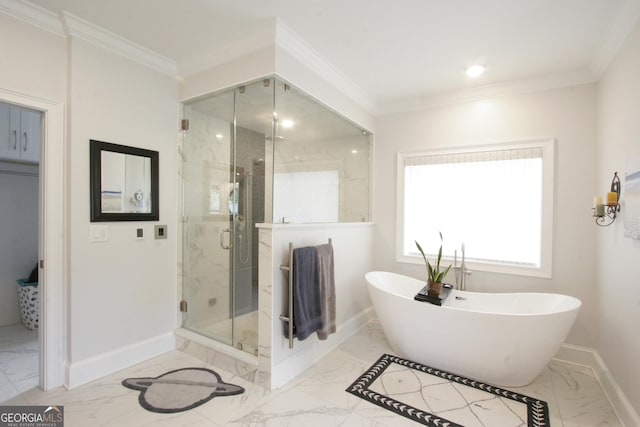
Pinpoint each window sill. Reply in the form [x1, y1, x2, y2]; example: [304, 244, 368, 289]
[396, 254, 551, 279]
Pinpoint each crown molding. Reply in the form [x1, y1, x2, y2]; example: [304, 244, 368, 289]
[177, 18, 378, 114]
[376, 68, 598, 116]
[177, 19, 276, 78]
[61, 11, 177, 77]
[6, 0, 628, 117]
[0, 1, 177, 76]
[274, 20, 378, 114]
[0, 0, 64, 36]
[590, 0, 640, 79]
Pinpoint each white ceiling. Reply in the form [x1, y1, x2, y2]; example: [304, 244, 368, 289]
[24, 0, 640, 113]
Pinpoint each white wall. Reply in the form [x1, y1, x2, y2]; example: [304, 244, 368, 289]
[374, 84, 599, 348]
[597, 18, 640, 413]
[66, 37, 178, 385]
[0, 14, 66, 103]
[178, 47, 276, 102]
[0, 13, 67, 387]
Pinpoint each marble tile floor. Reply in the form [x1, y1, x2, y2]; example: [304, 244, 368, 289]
[0, 323, 39, 403]
[0, 320, 622, 426]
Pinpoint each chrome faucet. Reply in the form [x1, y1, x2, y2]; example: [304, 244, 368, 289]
[454, 243, 471, 291]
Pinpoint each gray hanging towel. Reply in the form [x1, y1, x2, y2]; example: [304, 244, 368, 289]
[316, 243, 336, 340]
[288, 246, 322, 341]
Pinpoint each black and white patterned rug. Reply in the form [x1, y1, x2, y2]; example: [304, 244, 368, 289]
[346, 354, 550, 427]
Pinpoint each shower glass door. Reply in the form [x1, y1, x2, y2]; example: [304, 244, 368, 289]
[181, 79, 272, 355]
[181, 89, 235, 347]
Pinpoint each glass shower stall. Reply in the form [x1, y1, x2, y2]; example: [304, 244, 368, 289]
[180, 77, 371, 356]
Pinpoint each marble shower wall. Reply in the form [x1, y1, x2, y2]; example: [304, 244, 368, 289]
[273, 134, 371, 223]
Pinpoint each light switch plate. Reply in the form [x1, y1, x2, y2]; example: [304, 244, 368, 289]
[136, 228, 144, 240]
[90, 225, 108, 242]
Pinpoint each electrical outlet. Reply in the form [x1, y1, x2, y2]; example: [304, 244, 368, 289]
[154, 225, 167, 239]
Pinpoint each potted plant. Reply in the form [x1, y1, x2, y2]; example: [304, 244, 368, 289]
[415, 232, 452, 297]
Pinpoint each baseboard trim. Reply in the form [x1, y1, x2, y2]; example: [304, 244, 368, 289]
[65, 332, 174, 388]
[271, 306, 374, 390]
[554, 344, 640, 427]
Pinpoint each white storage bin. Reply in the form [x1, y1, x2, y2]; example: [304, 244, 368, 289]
[16, 279, 39, 330]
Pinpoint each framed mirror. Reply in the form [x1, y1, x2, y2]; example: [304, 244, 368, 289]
[90, 139, 159, 222]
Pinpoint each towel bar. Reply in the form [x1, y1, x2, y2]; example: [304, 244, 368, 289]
[279, 238, 332, 349]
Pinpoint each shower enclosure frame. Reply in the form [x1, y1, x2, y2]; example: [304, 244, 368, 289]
[179, 78, 274, 357]
[178, 75, 373, 361]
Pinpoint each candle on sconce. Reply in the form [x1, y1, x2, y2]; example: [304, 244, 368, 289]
[593, 196, 602, 208]
[593, 173, 621, 226]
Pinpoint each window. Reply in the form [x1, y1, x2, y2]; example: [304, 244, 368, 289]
[273, 170, 339, 223]
[397, 139, 554, 277]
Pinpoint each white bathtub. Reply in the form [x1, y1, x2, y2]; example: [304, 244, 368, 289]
[365, 271, 581, 387]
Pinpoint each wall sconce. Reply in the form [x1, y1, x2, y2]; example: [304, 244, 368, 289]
[593, 172, 621, 227]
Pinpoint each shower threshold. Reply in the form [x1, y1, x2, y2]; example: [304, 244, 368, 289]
[191, 311, 258, 357]
[175, 326, 260, 375]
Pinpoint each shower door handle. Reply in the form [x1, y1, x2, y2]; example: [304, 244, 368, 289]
[220, 228, 233, 250]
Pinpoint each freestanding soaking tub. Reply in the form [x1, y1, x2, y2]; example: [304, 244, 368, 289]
[365, 271, 581, 387]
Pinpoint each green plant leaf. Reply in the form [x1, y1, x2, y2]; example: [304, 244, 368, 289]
[415, 240, 430, 277]
[416, 234, 452, 284]
[441, 264, 452, 281]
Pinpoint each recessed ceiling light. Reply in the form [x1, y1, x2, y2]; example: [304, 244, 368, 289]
[281, 119, 294, 128]
[466, 65, 485, 78]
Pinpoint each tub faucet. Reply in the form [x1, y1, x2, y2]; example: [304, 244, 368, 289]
[454, 243, 471, 291]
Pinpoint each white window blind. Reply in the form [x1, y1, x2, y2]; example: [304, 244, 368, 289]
[398, 140, 554, 277]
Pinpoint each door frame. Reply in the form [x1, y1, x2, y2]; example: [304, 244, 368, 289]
[0, 88, 66, 390]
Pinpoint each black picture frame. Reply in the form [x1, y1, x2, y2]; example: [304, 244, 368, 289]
[90, 139, 159, 222]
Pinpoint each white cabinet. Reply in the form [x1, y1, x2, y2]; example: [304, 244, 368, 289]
[0, 103, 12, 159]
[0, 102, 41, 164]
